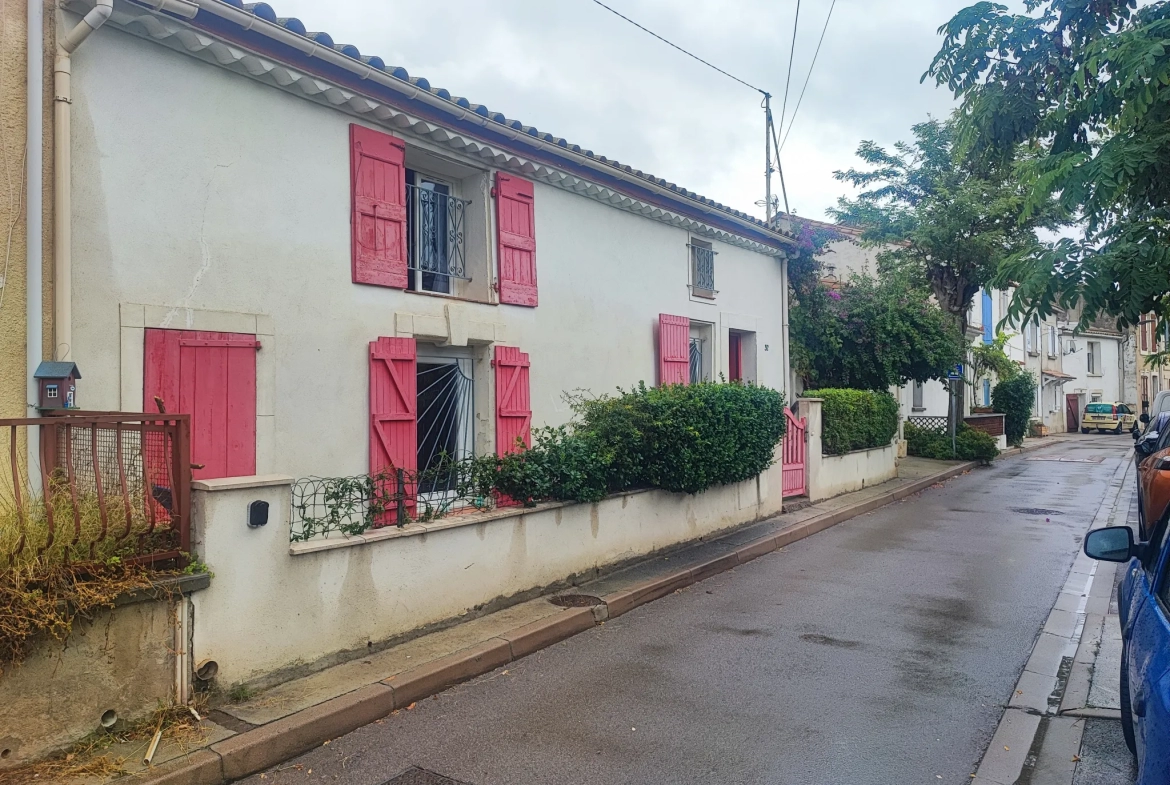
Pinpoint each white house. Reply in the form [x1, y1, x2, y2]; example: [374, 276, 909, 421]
[58, 0, 798, 486]
[26, 0, 804, 688]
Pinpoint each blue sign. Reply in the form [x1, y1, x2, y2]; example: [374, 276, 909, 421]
[947, 364, 964, 380]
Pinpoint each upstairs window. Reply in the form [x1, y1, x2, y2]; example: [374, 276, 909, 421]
[1087, 341, 1100, 375]
[407, 170, 470, 295]
[688, 239, 716, 299]
[912, 381, 924, 410]
[1048, 325, 1058, 358]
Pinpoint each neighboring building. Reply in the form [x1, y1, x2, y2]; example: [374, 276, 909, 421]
[1132, 313, 1170, 412]
[20, 0, 797, 486]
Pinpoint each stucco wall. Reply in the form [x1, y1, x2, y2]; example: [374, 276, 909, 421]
[191, 464, 784, 687]
[67, 23, 789, 481]
[0, 0, 54, 421]
[0, 597, 178, 769]
[1063, 335, 1122, 404]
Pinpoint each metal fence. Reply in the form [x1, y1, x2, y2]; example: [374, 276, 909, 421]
[290, 458, 498, 542]
[907, 416, 948, 434]
[0, 413, 191, 570]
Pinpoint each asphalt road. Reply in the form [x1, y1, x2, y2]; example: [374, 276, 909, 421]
[247, 436, 1131, 785]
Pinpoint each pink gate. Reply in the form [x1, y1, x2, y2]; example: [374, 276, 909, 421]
[782, 408, 807, 498]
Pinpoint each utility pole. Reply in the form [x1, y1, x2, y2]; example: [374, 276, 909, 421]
[764, 92, 774, 225]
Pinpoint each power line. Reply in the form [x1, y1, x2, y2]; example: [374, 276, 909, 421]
[780, 0, 837, 151]
[777, 0, 801, 141]
[587, 0, 766, 95]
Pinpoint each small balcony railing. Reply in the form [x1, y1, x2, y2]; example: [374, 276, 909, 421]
[689, 243, 716, 296]
[407, 183, 471, 286]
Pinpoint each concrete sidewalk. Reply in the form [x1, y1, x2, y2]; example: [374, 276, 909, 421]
[53, 437, 1065, 785]
[973, 449, 1138, 785]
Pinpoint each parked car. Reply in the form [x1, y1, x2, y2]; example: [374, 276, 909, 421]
[1083, 519, 1170, 784]
[1082, 401, 1139, 434]
[1134, 413, 1170, 540]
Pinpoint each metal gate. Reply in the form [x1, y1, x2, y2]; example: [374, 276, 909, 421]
[782, 408, 807, 498]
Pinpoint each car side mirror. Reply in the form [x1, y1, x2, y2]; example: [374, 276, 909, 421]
[1137, 430, 1160, 455]
[1141, 413, 1151, 425]
[1084, 527, 1135, 563]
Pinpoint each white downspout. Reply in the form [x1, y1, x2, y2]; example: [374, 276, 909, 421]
[53, 0, 113, 362]
[27, 0, 43, 485]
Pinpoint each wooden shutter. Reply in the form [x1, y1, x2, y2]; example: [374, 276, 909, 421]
[369, 336, 417, 474]
[495, 173, 538, 306]
[981, 290, 994, 344]
[144, 329, 258, 480]
[495, 346, 532, 454]
[658, 314, 690, 385]
[351, 124, 408, 288]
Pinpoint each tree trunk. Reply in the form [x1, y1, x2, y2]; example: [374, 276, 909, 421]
[949, 312, 970, 437]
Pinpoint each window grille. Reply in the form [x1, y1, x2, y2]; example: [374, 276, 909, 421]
[689, 242, 716, 297]
[416, 358, 475, 501]
[689, 337, 705, 384]
[407, 176, 471, 294]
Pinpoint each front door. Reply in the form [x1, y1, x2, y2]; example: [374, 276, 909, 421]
[1066, 394, 1080, 432]
[144, 329, 259, 480]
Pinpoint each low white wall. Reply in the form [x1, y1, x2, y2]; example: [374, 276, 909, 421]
[191, 464, 783, 686]
[811, 444, 897, 501]
[798, 397, 898, 502]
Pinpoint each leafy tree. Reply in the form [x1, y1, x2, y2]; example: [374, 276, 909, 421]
[927, 0, 1170, 331]
[828, 117, 1055, 420]
[969, 330, 1019, 397]
[790, 270, 966, 391]
[993, 372, 1037, 447]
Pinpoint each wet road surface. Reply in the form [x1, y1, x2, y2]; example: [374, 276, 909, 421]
[246, 436, 1130, 785]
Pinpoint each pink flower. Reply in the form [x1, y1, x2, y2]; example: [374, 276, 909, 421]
[828, 290, 843, 301]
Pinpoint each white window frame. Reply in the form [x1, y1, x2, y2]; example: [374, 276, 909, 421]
[1047, 325, 1058, 358]
[912, 381, 924, 411]
[1027, 322, 1040, 356]
[1087, 341, 1100, 376]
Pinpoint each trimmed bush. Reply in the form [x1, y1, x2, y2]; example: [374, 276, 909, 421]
[904, 422, 1000, 464]
[993, 372, 1037, 447]
[804, 388, 899, 455]
[489, 382, 788, 503]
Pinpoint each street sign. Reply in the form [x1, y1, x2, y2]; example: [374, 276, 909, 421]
[948, 364, 964, 380]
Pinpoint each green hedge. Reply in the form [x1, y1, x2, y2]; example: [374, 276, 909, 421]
[904, 422, 1000, 464]
[993, 373, 1037, 447]
[491, 382, 787, 503]
[803, 388, 899, 455]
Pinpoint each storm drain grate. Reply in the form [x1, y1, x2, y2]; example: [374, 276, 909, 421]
[1011, 508, 1065, 516]
[383, 767, 470, 785]
[548, 594, 604, 608]
[1026, 456, 1105, 464]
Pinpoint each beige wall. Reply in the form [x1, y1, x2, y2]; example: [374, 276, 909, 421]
[0, 597, 180, 769]
[0, 0, 53, 421]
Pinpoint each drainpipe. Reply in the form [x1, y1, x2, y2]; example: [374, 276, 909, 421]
[27, 0, 43, 485]
[53, 0, 113, 362]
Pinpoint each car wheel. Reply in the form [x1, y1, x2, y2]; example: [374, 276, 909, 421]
[1081, 428, 1090, 434]
[1116, 424, 1125, 434]
[1120, 644, 1137, 758]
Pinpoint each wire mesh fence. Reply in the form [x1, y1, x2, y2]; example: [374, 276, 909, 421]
[290, 457, 498, 542]
[0, 414, 190, 571]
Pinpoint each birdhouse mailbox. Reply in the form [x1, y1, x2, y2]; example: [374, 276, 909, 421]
[34, 361, 81, 410]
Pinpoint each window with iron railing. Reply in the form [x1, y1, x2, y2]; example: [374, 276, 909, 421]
[689, 337, 706, 384]
[407, 171, 471, 295]
[689, 241, 716, 298]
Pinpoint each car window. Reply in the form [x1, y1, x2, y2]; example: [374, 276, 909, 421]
[1087, 403, 1115, 414]
[1118, 404, 1131, 415]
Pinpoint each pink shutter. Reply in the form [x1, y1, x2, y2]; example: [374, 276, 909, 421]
[495, 173, 538, 306]
[495, 346, 532, 454]
[658, 314, 690, 385]
[351, 124, 408, 288]
[370, 337, 417, 522]
[144, 329, 258, 480]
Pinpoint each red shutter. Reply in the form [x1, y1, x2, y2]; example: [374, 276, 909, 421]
[729, 332, 742, 382]
[658, 314, 690, 385]
[369, 338, 417, 521]
[144, 329, 258, 480]
[495, 346, 532, 454]
[351, 124, 408, 288]
[495, 173, 538, 306]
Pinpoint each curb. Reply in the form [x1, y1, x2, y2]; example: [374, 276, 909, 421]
[138, 453, 1034, 784]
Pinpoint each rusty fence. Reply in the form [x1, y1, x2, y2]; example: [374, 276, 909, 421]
[0, 413, 191, 570]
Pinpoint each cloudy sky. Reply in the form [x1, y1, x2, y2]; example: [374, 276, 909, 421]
[268, 0, 1018, 223]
